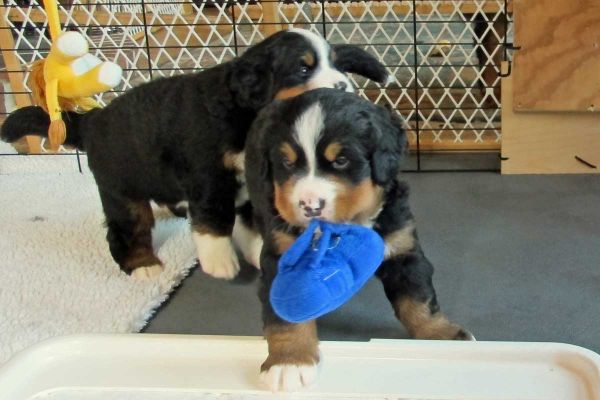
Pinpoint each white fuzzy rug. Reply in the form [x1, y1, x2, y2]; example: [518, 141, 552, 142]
[0, 142, 196, 365]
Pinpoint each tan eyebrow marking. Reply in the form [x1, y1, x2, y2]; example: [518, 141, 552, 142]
[280, 142, 298, 163]
[301, 51, 315, 67]
[324, 142, 343, 162]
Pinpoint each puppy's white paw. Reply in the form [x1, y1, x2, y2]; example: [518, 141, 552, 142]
[260, 363, 318, 392]
[130, 264, 163, 281]
[193, 233, 240, 279]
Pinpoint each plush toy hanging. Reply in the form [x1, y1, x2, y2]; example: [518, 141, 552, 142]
[270, 220, 385, 323]
[28, 0, 122, 151]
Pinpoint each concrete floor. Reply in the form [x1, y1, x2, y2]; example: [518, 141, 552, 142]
[145, 172, 600, 354]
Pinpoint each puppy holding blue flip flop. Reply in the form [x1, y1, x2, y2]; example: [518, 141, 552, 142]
[245, 88, 475, 392]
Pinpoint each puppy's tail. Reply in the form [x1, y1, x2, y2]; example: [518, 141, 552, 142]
[1, 106, 85, 150]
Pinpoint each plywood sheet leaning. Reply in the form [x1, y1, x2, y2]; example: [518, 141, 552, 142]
[513, 0, 600, 112]
[502, 73, 600, 174]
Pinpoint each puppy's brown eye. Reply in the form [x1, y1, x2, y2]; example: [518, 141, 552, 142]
[332, 156, 349, 170]
[282, 157, 295, 169]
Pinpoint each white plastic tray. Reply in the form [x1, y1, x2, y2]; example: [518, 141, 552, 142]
[0, 334, 598, 399]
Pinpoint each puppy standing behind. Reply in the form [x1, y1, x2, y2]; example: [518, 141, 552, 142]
[1, 29, 390, 280]
[245, 88, 474, 392]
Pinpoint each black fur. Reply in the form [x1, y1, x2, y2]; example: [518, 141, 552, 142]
[1, 30, 389, 275]
[333, 44, 390, 84]
[0, 106, 86, 149]
[245, 89, 472, 358]
[0, 106, 49, 143]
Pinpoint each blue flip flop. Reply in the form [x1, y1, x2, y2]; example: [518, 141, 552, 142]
[270, 220, 385, 323]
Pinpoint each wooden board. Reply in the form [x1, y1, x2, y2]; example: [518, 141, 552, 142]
[513, 0, 600, 112]
[238, 1, 511, 21]
[261, 1, 283, 36]
[7, 6, 226, 25]
[502, 70, 600, 174]
[0, 2, 41, 153]
[10, 0, 511, 26]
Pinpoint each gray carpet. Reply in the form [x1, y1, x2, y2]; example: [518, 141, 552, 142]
[145, 172, 600, 354]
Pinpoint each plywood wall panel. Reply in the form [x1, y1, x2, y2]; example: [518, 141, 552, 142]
[502, 74, 600, 174]
[513, 0, 600, 112]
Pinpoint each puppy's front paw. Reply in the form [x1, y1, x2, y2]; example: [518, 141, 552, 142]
[130, 264, 163, 281]
[397, 299, 475, 341]
[413, 319, 476, 341]
[453, 327, 476, 341]
[193, 233, 240, 279]
[260, 362, 319, 392]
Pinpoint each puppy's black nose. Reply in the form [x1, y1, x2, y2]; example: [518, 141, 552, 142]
[334, 81, 347, 91]
[299, 198, 326, 217]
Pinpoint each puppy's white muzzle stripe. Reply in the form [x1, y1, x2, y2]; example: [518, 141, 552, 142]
[292, 175, 336, 223]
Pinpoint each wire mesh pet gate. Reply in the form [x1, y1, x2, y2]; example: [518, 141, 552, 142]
[0, 0, 512, 171]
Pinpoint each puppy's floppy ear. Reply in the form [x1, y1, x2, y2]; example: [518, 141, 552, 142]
[369, 107, 407, 185]
[245, 102, 281, 210]
[230, 51, 273, 110]
[332, 44, 390, 84]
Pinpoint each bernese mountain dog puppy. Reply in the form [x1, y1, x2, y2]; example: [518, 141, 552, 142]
[1, 29, 390, 280]
[245, 88, 474, 392]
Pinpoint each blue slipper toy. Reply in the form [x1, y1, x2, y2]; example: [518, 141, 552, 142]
[270, 220, 385, 323]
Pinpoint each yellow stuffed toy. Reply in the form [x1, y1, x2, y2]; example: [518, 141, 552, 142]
[28, 0, 122, 151]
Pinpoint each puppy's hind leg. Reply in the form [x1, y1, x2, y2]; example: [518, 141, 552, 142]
[98, 189, 163, 280]
[187, 171, 241, 280]
[376, 229, 474, 341]
[233, 201, 263, 269]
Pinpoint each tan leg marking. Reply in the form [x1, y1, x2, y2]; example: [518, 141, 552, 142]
[384, 222, 416, 259]
[223, 150, 245, 172]
[395, 298, 473, 340]
[124, 201, 163, 280]
[262, 321, 320, 371]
